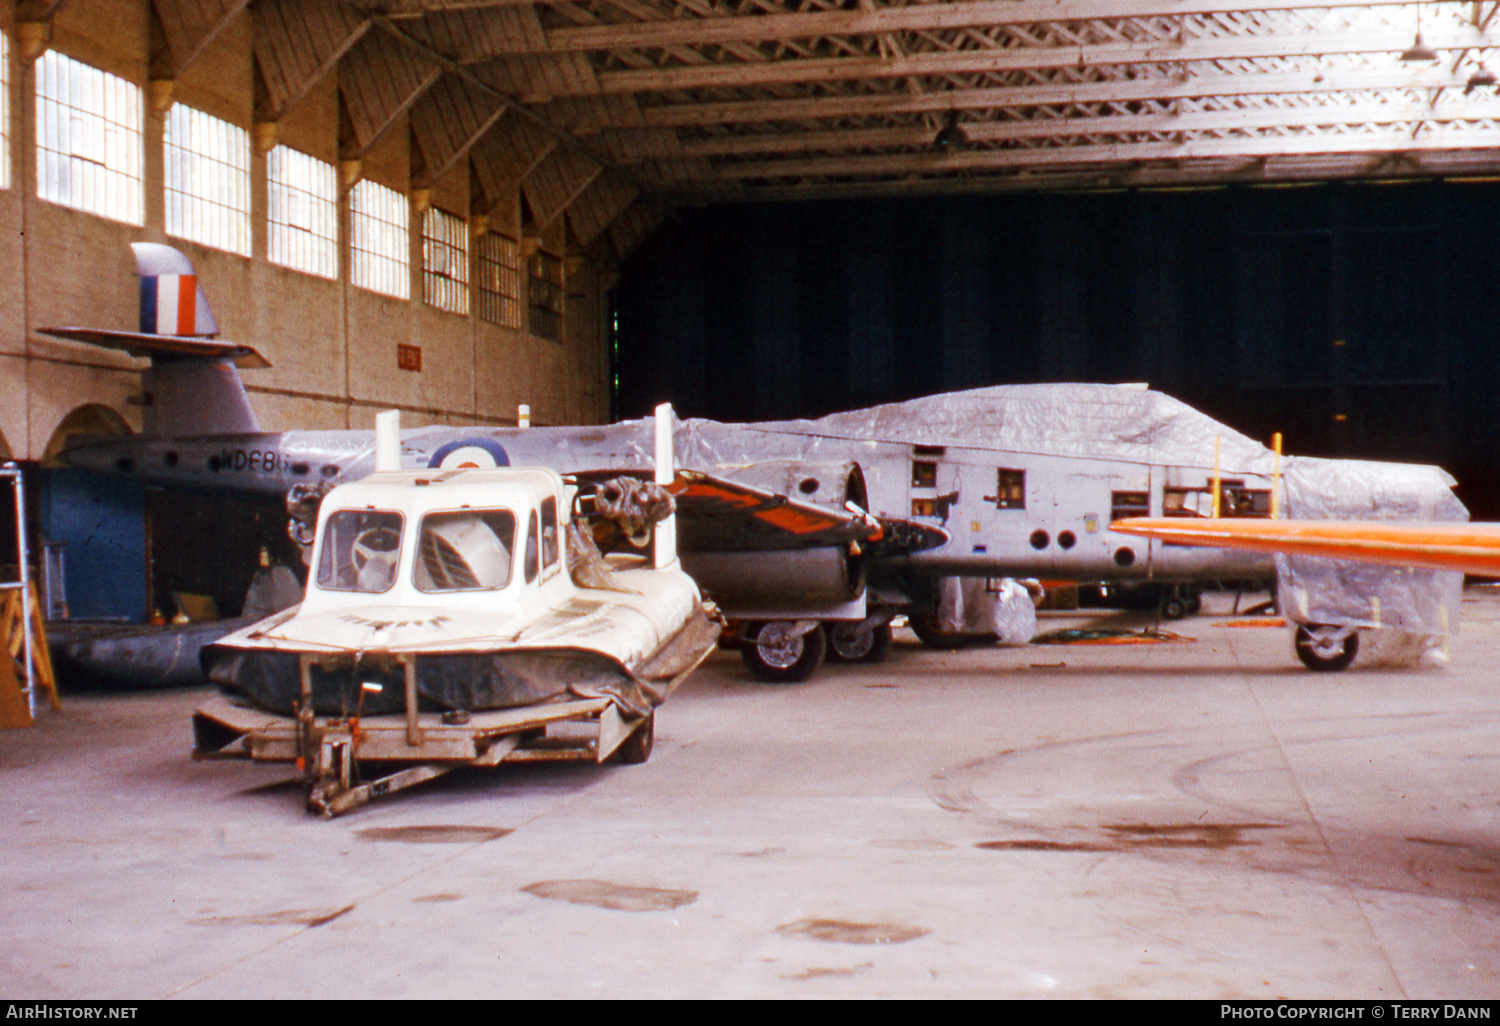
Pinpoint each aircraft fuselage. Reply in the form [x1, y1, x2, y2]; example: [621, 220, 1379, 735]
[63, 422, 1276, 585]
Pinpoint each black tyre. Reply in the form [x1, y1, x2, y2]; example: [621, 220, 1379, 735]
[1294, 624, 1359, 672]
[1161, 595, 1188, 620]
[741, 621, 826, 683]
[827, 622, 894, 663]
[613, 712, 654, 764]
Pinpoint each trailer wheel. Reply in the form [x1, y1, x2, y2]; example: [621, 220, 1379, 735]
[827, 622, 893, 663]
[614, 713, 654, 764]
[741, 621, 826, 683]
[1294, 624, 1359, 672]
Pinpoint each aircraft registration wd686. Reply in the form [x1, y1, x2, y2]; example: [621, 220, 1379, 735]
[48, 245, 1467, 679]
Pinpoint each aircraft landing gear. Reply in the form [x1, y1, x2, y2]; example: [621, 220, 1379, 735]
[827, 621, 893, 663]
[741, 621, 826, 683]
[1159, 585, 1202, 620]
[1294, 623, 1359, 672]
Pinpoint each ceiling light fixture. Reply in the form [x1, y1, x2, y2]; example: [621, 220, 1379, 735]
[1466, 66, 1497, 93]
[933, 112, 968, 152]
[1402, 6, 1439, 62]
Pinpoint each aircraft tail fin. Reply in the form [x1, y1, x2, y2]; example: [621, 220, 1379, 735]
[37, 244, 266, 435]
[132, 242, 220, 336]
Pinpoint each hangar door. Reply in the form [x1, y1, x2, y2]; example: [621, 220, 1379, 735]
[1232, 188, 1446, 466]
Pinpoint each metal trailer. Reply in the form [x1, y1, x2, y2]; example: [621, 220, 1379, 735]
[192, 648, 708, 817]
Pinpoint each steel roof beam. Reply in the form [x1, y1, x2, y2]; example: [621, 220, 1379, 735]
[702, 127, 1500, 180]
[582, 28, 1496, 96]
[495, 0, 1436, 55]
[663, 102, 1500, 157]
[628, 69, 1473, 128]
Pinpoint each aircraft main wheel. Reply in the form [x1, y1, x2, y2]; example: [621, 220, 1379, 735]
[613, 713, 654, 764]
[827, 622, 893, 663]
[1161, 595, 1188, 620]
[741, 621, 826, 683]
[1294, 624, 1359, 672]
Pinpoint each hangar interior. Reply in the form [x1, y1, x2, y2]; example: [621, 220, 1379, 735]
[5, 0, 1500, 1001]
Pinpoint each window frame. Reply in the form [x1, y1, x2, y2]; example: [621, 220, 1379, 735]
[413, 508, 518, 593]
[267, 145, 338, 279]
[527, 249, 564, 342]
[35, 49, 143, 225]
[476, 231, 522, 329]
[350, 179, 410, 300]
[995, 469, 1026, 510]
[422, 207, 470, 315]
[163, 103, 251, 256]
[315, 509, 405, 595]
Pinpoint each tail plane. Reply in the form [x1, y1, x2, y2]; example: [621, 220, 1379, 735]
[38, 244, 267, 435]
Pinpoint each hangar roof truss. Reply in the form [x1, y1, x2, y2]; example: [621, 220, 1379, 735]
[104, 2, 1500, 255]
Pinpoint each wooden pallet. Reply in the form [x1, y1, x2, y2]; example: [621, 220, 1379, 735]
[1, 582, 58, 729]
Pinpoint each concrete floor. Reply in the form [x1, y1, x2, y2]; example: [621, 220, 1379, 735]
[3, 591, 1500, 999]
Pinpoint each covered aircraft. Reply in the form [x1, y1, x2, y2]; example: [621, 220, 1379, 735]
[1111, 516, 1490, 671]
[48, 245, 1466, 679]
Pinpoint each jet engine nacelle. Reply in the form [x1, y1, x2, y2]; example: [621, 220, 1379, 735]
[679, 459, 870, 616]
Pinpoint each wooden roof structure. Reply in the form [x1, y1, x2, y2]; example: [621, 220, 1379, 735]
[28, 1, 1500, 259]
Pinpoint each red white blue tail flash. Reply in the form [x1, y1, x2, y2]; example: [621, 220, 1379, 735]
[132, 243, 219, 337]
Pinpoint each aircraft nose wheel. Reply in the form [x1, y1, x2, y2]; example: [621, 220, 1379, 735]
[741, 621, 826, 683]
[1294, 623, 1359, 672]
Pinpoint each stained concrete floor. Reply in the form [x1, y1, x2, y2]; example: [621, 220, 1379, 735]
[3, 590, 1500, 999]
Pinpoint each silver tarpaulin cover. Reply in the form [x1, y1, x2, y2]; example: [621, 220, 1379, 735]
[403, 384, 1462, 652]
[668, 384, 1466, 649]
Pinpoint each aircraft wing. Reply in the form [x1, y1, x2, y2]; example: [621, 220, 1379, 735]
[574, 468, 947, 554]
[670, 469, 948, 554]
[1111, 517, 1500, 576]
[38, 327, 272, 369]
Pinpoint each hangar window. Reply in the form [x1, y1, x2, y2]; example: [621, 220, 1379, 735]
[528, 250, 563, 341]
[164, 104, 250, 256]
[35, 50, 142, 224]
[267, 146, 337, 279]
[350, 179, 410, 299]
[476, 232, 522, 328]
[422, 207, 469, 314]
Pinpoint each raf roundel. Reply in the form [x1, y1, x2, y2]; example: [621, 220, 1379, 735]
[428, 439, 511, 470]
